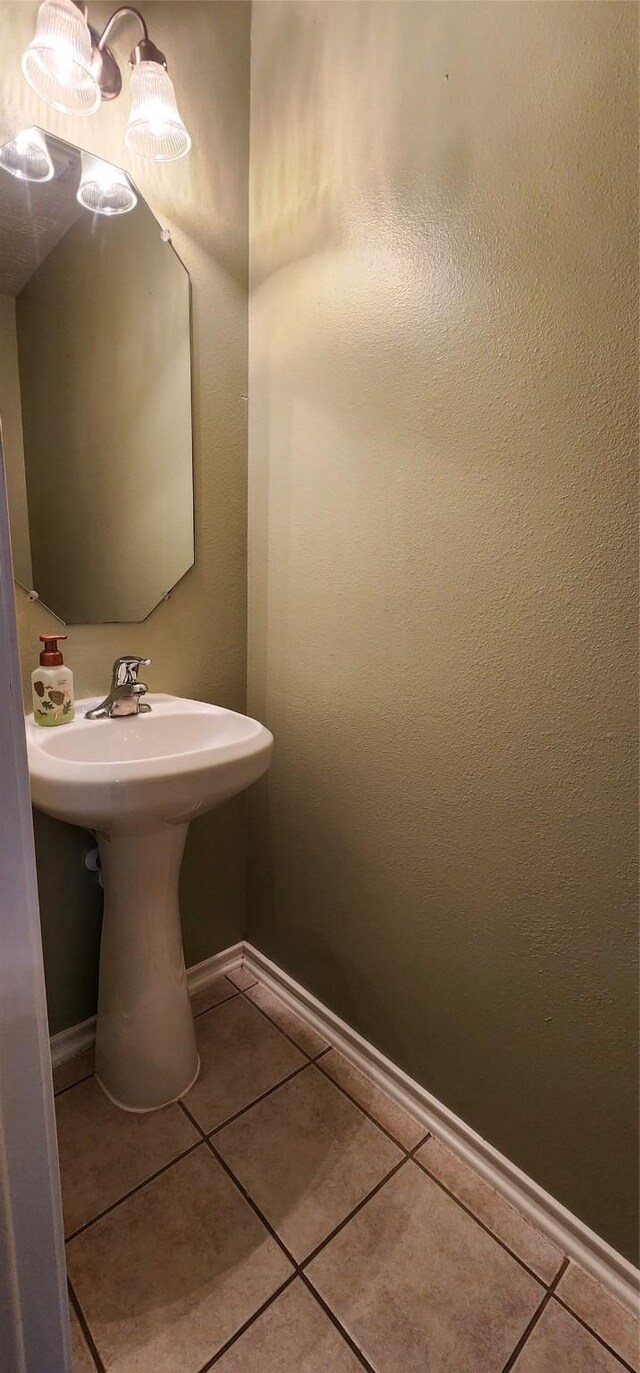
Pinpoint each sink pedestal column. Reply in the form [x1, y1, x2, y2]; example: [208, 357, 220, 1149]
[95, 823, 199, 1111]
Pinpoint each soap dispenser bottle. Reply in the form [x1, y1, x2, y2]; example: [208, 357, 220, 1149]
[32, 635, 75, 726]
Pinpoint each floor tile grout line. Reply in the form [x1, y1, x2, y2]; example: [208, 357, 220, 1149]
[196, 1273, 298, 1372]
[194, 978, 327, 1065]
[178, 1098, 216, 1142]
[68, 1276, 106, 1373]
[61, 1045, 396, 1368]
[313, 1052, 429, 1155]
[206, 1138, 298, 1269]
[54, 979, 326, 1101]
[202, 983, 601, 1305]
[300, 1155, 409, 1272]
[54, 986, 244, 1091]
[408, 1130, 431, 1151]
[241, 978, 426, 1145]
[204, 1118, 415, 1364]
[179, 1097, 293, 1251]
[197, 1265, 376, 1373]
[53, 988, 243, 1089]
[500, 1258, 570, 1372]
[52, 1034, 598, 1303]
[194, 997, 565, 1298]
[351, 1106, 634, 1358]
[65, 1083, 617, 1373]
[192, 1051, 543, 1299]
[412, 1152, 553, 1290]
[299, 1271, 378, 1373]
[52, 988, 243, 1092]
[64, 1139, 202, 1244]
[181, 1095, 412, 1285]
[56, 1018, 637, 1373]
[238, 985, 321, 1060]
[407, 1137, 432, 1158]
[231, 1039, 551, 1290]
[60, 1093, 633, 1373]
[193, 987, 242, 1019]
[227, 972, 259, 992]
[552, 1294, 638, 1372]
[178, 1100, 301, 1271]
[207, 1061, 312, 1139]
[185, 1090, 413, 1282]
[53, 1070, 95, 1099]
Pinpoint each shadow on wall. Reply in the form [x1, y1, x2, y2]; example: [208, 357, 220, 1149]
[34, 811, 103, 1037]
[180, 794, 248, 969]
[248, 774, 398, 1053]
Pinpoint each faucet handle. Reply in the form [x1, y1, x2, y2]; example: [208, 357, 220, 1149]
[112, 655, 152, 688]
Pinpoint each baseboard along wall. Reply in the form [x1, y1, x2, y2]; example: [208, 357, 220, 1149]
[49, 937, 639, 1317]
[48, 942, 245, 1068]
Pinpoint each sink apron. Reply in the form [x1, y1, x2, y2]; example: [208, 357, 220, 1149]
[94, 823, 199, 1111]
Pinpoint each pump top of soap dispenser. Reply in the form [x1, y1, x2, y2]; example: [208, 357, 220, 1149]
[39, 634, 67, 666]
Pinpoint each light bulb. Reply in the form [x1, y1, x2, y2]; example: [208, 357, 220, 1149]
[124, 61, 191, 162]
[77, 153, 137, 216]
[0, 127, 54, 183]
[21, 0, 101, 116]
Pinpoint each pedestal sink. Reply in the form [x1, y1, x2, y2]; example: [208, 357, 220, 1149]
[26, 694, 273, 1112]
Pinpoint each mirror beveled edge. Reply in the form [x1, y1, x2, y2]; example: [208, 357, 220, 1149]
[0, 126, 195, 626]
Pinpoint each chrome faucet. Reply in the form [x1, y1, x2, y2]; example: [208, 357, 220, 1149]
[85, 656, 152, 719]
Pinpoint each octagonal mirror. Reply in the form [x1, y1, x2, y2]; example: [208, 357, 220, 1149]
[0, 128, 193, 624]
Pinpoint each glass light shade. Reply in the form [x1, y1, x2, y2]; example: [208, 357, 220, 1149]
[21, 0, 101, 116]
[77, 153, 137, 216]
[124, 61, 191, 162]
[0, 127, 54, 182]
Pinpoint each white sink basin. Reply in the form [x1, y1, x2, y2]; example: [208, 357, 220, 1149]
[27, 693, 273, 832]
[26, 694, 273, 1113]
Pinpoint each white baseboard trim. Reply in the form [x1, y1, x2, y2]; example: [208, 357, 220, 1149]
[243, 942, 640, 1316]
[185, 941, 245, 996]
[49, 942, 244, 1070]
[49, 1014, 96, 1069]
[49, 937, 638, 1314]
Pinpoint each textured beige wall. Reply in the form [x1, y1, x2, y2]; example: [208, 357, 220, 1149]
[0, 293, 31, 586]
[0, 1, 250, 1031]
[248, 1, 639, 1260]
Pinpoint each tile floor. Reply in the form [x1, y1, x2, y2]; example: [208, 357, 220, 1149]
[54, 967, 640, 1373]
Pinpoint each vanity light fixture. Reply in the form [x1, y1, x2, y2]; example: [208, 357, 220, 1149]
[21, 0, 100, 115]
[0, 126, 54, 182]
[21, 0, 191, 161]
[77, 151, 137, 215]
[125, 57, 191, 162]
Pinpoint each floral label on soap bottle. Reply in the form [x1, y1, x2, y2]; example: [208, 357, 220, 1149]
[33, 675, 75, 725]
